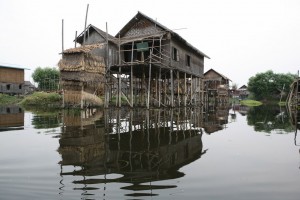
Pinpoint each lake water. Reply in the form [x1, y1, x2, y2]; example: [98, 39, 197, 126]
[0, 104, 300, 200]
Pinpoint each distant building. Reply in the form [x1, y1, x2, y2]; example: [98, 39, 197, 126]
[203, 68, 231, 102]
[237, 85, 249, 100]
[0, 63, 29, 95]
[24, 81, 36, 94]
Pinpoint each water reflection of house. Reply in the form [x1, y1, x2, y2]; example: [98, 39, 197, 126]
[58, 109, 105, 166]
[0, 106, 24, 131]
[232, 104, 250, 116]
[203, 104, 230, 134]
[58, 108, 207, 196]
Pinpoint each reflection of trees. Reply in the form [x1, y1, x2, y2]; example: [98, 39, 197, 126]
[58, 108, 207, 198]
[31, 111, 62, 129]
[247, 105, 294, 133]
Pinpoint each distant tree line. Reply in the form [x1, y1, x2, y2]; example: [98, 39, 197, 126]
[247, 70, 296, 101]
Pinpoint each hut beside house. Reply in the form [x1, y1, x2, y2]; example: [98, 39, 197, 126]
[58, 24, 118, 108]
[203, 68, 231, 103]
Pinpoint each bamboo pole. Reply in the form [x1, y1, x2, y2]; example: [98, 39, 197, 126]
[158, 68, 161, 107]
[190, 75, 193, 106]
[118, 34, 121, 107]
[61, 19, 64, 53]
[177, 71, 180, 106]
[83, 4, 89, 45]
[170, 69, 174, 107]
[74, 31, 77, 48]
[130, 41, 134, 107]
[147, 54, 152, 109]
[184, 73, 187, 107]
[105, 22, 110, 108]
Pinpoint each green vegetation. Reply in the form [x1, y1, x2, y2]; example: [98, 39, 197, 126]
[0, 94, 23, 105]
[19, 92, 62, 107]
[240, 99, 263, 106]
[248, 70, 295, 101]
[32, 67, 60, 91]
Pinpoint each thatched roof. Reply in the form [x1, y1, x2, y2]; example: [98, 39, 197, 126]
[58, 46, 106, 73]
[62, 43, 105, 54]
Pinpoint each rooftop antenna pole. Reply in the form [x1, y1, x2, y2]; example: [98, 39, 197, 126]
[83, 4, 89, 45]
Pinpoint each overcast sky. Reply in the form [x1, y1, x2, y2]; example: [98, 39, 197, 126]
[1, 0, 299, 86]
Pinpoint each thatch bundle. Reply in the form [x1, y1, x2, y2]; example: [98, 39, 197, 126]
[58, 44, 106, 73]
[63, 90, 103, 106]
[63, 43, 105, 54]
[60, 71, 105, 83]
[63, 111, 103, 127]
[64, 90, 82, 105]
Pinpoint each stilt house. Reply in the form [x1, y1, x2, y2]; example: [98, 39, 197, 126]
[203, 68, 231, 103]
[109, 11, 210, 108]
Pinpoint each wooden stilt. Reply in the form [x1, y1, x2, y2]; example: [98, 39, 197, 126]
[170, 69, 174, 107]
[158, 68, 161, 107]
[130, 41, 134, 107]
[147, 62, 152, 109]
[184, 73, 187, 107]
[190, 75, 193, 106]
[177, 71, 180, 106]
[118, 66, 121, 107]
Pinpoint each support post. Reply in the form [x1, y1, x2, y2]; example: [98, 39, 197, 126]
[147, 51, 152, 109]
[158, 68, 161, 107]
[177, 71, 180, 106]
[184, 73, 187, 107]
[170, 69, 174, 107]
[130, 41, 134, 107]
[104, 22, 109, 108]
[190, 75, 193, 106]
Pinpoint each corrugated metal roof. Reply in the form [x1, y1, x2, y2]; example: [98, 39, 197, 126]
[0, 62, 30, 70]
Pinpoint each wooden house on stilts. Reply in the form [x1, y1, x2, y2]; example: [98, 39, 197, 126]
[108, 11, 210, 108]
[203, 69, 231, 103]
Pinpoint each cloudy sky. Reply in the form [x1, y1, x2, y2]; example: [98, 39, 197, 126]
[1, 0, 299, 86]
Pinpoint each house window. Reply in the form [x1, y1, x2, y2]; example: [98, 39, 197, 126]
[186, 55, 191, 66]
[19, 84, 22, 89]
[172, 47, 179, 61]
[6, 84, 10, 90]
